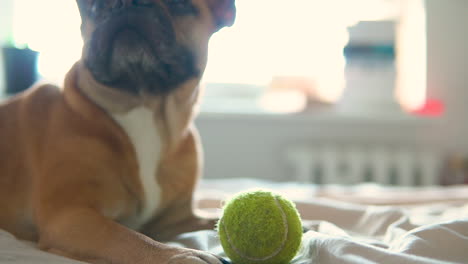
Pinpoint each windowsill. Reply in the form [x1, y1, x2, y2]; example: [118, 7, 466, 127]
[197, 99, 442, 125]
[198, 110, 441, 125]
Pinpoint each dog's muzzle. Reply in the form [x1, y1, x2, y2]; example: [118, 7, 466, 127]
[83, 1, 199, 95]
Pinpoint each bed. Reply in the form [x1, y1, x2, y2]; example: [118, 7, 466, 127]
[1, 178, 468, 264]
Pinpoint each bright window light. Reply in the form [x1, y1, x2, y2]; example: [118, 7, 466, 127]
[203, 0, 404, 112]
[203, 0, 357, 105]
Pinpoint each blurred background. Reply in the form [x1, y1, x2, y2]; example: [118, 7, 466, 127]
[0, 0, 467, 186]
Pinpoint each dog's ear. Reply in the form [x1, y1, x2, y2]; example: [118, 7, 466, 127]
[208, 0, 236, 31]
[76, 0, 93, 18]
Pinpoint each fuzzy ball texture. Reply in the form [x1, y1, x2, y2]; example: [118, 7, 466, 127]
[217, 190, 303, 264]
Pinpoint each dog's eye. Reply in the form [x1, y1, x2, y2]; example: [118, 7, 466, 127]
[165, 0, 198, 16]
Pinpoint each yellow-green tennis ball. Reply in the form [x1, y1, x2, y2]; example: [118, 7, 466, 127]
[217, 190, 303, 264]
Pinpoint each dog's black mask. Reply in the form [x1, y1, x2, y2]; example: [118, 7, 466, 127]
[82, 1, 199, 95]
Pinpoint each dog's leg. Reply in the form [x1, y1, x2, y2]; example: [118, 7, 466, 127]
[46, 248, 107, 264]
[143, 199, 219, 242]
[37, 207, 225, 264]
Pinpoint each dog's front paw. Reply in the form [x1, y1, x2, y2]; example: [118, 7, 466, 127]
[168, 249, 228, 264]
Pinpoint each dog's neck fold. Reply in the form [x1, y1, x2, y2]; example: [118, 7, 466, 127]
[66, 61, 201, 153]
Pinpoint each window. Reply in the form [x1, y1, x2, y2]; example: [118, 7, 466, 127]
[12, 0, 82, 85]
[9, 0, 430, 116]
[203, 0, 403, 114]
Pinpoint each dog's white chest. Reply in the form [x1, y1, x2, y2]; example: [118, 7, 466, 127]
[112, 107, 162, 226]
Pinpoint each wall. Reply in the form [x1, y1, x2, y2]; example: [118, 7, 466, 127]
[196, 113, 444, 181]
[426, 0, 468, 152]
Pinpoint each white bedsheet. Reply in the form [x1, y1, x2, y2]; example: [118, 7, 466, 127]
[1, 178, 468, 264]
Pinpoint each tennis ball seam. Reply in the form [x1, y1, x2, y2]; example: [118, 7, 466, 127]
[222, 195, 289, 261]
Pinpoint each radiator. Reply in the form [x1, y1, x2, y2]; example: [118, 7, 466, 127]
[285, 144, 442, 186]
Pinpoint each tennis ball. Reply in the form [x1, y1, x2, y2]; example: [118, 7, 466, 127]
[217, 190, 303, 264]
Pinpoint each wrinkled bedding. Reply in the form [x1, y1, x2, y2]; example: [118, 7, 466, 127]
[1, 178, 468, 264]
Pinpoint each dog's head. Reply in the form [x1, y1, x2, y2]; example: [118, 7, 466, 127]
[75, 0, 235, 95]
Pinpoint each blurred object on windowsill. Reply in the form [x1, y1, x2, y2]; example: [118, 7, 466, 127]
[1, 0, 40, 96]
[440, 155, 468, 186]
[259, 76, 336, 114]
[410, 98, 445, 118]
[338, 20, 401, 115]
[1, 46, 39, 95]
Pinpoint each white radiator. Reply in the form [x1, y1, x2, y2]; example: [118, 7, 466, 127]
[285, 144, 442, 186]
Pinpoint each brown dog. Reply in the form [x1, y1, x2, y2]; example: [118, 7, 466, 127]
[0, 0, 235, 263]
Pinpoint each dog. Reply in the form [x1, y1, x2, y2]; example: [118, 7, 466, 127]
[0, 0, 236, 263]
